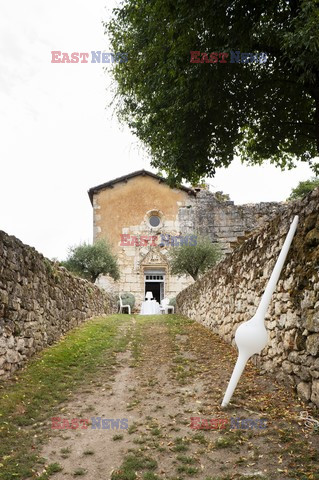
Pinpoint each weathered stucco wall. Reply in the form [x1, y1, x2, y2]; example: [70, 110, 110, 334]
[0, 231, 116, 378]
[176, 189, 319, 407]
[94, 175, 195, 306]
[93, 175, 193, 249]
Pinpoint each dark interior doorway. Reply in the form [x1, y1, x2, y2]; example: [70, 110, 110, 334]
[145, 282, 161, 303]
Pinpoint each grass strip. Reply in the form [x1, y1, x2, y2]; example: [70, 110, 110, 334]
[0, 314, 131, 480]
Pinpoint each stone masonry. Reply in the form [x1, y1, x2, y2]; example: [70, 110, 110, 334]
[177, 188, 319, 407]
[0, 230, 116, 379]
[178, 189, 287, 253]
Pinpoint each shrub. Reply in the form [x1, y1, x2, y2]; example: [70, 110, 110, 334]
[169, 297, 176, 307]
[118, 292, 135, 311]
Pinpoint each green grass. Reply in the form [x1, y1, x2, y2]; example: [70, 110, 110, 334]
[214, 430, 244, 449]
[133, 436, 147, 445]
[111, 451, 158, 480]
[73, 467, 87, 476]
[60, 446, 72, 458]
[36, 463, 64, 480]
[128, 422, 139, 434]
[143, 473, 161, 480]
[191, 432, 208, 445]
[176, 465, 198, 475]
[172, 436, 190, 452]
[176, 455, 196, 465]
[0, 315, 131, 480]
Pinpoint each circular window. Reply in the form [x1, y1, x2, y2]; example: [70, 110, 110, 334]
[149, 215, 161, 227]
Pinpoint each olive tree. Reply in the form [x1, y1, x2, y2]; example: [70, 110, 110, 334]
[61, 239, 120, 283]
[169, 236, 222, 281]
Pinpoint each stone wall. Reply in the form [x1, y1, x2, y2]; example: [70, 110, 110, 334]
[0, 231, 116, 379]
[176, 188, 319, 407]
[178, 189, 287, 253]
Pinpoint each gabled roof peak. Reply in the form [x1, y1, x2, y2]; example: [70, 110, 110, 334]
[88, 169, 195, 204]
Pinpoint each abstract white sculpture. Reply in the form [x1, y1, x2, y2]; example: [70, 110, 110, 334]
[221, 215, 299, 408]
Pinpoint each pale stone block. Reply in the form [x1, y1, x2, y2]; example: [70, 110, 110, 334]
[125, 250, 136, 257]
[311, 380, 319, 406]
[6, 349, 19, 363]
[306, 334, 319, 356]
[16, 339, 25, 352]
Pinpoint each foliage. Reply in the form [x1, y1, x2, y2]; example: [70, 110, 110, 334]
[106, 0, 319, 184]
[214, 191, 231, 202]
[169, 297, 176, 307]
[118, 292, 136, 310]
[169, 236, 222, 280]
[191, 179, 209, 189]
[287, 177, 319, 200]
[61, 240, 119, 283]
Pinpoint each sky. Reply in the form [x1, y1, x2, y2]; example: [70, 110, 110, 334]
[0, 0, 315, 260]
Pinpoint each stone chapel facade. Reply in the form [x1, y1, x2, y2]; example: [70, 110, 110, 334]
[88, 170, 286, 309]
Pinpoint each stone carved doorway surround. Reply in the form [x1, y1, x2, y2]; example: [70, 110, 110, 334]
[139, 248, 169, 303]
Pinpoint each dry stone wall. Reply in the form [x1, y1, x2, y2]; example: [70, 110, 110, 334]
[177, 189, 319, 407]
[0, 231, 116, 379]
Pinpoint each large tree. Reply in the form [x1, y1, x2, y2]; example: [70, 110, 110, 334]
[106, 0, 319, 184]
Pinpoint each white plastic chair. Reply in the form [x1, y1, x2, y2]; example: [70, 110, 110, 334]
[119, 295, 131, 314]
[159, 298, 174, 314]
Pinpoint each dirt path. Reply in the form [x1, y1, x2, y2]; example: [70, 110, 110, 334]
[38, 315, 319, 480]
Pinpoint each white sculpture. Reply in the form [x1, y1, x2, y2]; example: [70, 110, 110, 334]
[221, 215, 299, 408]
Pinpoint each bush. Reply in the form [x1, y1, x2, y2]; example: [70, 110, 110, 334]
[61, 239, 120, 283]
[169, 297, 176, 307]
[118, 292, 135, 311]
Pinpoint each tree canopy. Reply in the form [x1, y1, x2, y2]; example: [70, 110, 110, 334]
[62, 240, 120, 283]
[169, 237, 222, 280]
[106, 0, 319, 184]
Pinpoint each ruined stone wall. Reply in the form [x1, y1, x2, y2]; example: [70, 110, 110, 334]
[177, 189, 319, 407]
[0, 231, 116, 378]
[178, 190, 287, 253]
